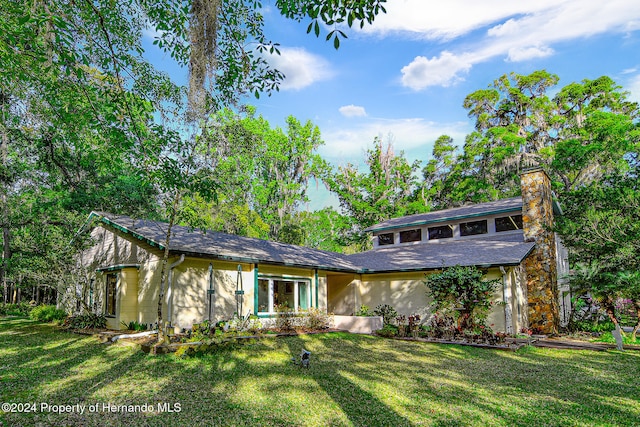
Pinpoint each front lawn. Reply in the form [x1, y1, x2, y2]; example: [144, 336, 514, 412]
[1, 317, 639, 426]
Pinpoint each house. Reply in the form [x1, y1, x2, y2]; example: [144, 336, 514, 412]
[73, 168, 569, 334]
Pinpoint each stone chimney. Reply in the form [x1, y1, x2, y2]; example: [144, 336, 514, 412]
[521, 168, 560, 334]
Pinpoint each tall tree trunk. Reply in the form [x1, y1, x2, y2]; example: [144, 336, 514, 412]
[603, 296, 620, 326]
[1, 92, 10, 307]
[155, 192, 181, 348]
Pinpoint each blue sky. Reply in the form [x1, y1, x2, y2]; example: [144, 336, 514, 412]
[146, 0, 640, 210]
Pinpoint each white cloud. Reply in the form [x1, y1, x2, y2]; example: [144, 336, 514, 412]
[506, 45, 554, 62]
[339, 105, 367, 117]
[362, 0, 558, 40]
[265, 47, 334, 90]
[319, 118, 470, 163]
[401, 52, 473, 90]
[392, 0, 640, 89]
[627, 74, 640, 103]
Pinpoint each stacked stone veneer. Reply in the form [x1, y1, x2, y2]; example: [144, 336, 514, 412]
[521, 168, 560, 334]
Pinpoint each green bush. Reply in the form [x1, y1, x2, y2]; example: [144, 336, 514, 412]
[0, 302, 33, 316]
[376, 324, 398, 338]
[122, 320, 147, 331]
[373, 304, 397, 326]
[29, 305, 67, 323]
[64, 313, 107, 329]
[304, 307, 332, 330]
[425, 265, 499, 330]
[569, 320, 617, 333]
[356, 305, 372, 316]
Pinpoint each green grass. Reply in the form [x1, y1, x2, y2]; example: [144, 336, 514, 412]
[593, 331, 640, 346]
[1, 318, 639, 426]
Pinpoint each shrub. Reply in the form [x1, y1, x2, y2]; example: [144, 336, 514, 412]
[373, 304, 397, 326]
[356, 305, 372, 316]
[0, 302, 33, 316]
[64, 313, 107, 329]
[275, 310, 298, 331]
[376, 324, 398, 338]
[569, 320, 617, 333]
[425, 265, 499, 330]
[304, 308, 332, 330]
[29, 305, 67, 323]
[122, 320, 147, 331]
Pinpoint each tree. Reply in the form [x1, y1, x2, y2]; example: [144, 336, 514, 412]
[424, 265, 500, 331]
[436, 71, 640, 206]
[201, 108, 324, 241]
[417, 135, 458, 209]
[296, 207, 357, 253]
[555, 164, 640, 339]
[321, 137, 426, 244]
[2, 0, 387, 341]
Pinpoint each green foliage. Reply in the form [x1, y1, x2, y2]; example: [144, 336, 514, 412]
[356, 305, 373, 317]
[425, 265, 500, 330]
[429, 70, 639, 208]
[373, 304, 398, 326]
[303, 307, 332, 330]
[296, 207, 359, 253]
[275, 304, 299, 331]
[29, 305, 67, 323]
[64, 313, 107, 329]
[200, 108, 324, 241]
[570, 320, 617, 333]
[555, 164, 640, 330]
[593, 331, 640, 346]
[321, 137, 427, 243]
[376, 324, 399, 338]
[276, 0, 387, 49]
[0, 302, 33, 316]
[121, 320, 148, 332]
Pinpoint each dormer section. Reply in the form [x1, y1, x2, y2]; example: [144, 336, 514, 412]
[367, 198, 524, 249]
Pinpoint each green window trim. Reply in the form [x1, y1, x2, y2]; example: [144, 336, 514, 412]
[255, 274, 312, 315]
[315, 269, 319, 308]
[254, 264, 259, 315]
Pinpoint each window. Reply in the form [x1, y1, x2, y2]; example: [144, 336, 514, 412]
[460, 220, 488, 236]
[495, 214, 523, 232]
[428, 225, 453, 240]
[399, 228, 422, 243]
[257, 277, 312, 314]
[378, 232, 394, 246]
[105, 273, 117, 317]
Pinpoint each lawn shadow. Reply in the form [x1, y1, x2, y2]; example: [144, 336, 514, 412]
[281, 333, 415, 426]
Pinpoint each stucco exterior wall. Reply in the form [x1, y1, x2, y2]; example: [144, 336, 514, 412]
[327, 274, 358, 315]
[117, 268, 139, 327]
[359, 272, 432, 319]
[327, 268, 515, 333]
[482, 269, 506, 333]
[171, 259, 254, 329]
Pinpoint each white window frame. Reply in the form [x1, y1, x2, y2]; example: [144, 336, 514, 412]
[257, 276, 312, 315]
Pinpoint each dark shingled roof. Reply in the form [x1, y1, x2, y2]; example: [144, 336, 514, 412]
[87, 211, 535, 274]
[346, 233, 535, 273]
[365, 197, 523, 232]
[90, 212, 361, 273]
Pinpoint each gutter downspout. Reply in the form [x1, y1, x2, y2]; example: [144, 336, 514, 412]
[167, 254, 185, 327]
[500, 266, 513, 334]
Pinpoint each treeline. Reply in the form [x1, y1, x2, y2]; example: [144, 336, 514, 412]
[2, 69, 639, 306]
[1, 3, 639, 316]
